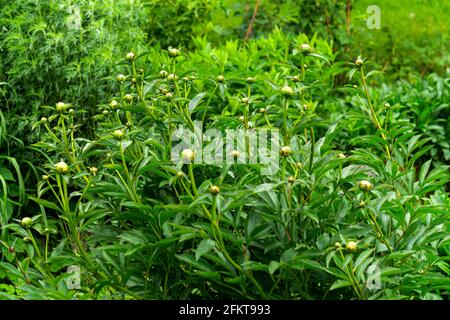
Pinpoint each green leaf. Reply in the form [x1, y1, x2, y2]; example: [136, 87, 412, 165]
[354, 249, 374, 272]
[316, 233, 330, 250]
[241, 261, 267, 272]
[195, 239, 216, 261]
[268, 261, 280, 274]
[330, 279, 352, 291]
[188, 92, 206, 113]
[28, 196, 62, 213]
[0, 167, 14, 181]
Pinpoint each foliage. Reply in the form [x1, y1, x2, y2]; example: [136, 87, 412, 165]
[1, 30, 448, 300]
[0, 0, 449, 301]
[0, 0, 148, 142]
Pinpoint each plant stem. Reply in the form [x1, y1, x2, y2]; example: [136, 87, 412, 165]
[360, 67, 391, 159]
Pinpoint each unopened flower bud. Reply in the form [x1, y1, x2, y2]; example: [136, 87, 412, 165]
[109, 100, 118, 109]
[280, 85, 293, 97]
[358, 180, 373, 192]
[280, 146, 292, 157]
[210, 185, 220, 195]
[126, 52, 135, 61]
[159, 70, 168, 79]
[167, 74, 178, 81]
[355, 58, 364, 67]
[21, 217, 32, 228]
[55, 161, 69, 174]
[113, 129, 125, 140]
[300, 43, 311, 55]
[176, 171, 185, 178]
[56, 102, 67, 112]
[346, 241, 357, 252]
[124, 94, 133, 103]
[181, 149, 195, 162]
[231, 150, 240, 159]
[168, 47, 180, 57]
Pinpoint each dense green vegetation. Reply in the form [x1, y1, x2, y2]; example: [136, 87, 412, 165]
[0, 0, 449, 300]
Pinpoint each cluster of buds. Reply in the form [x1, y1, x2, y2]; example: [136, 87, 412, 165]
[335, 241, 358, 252]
